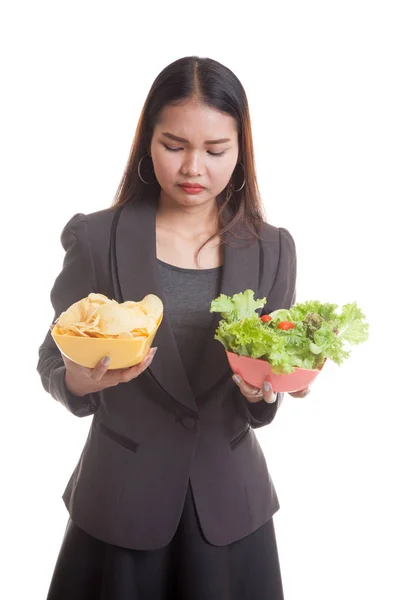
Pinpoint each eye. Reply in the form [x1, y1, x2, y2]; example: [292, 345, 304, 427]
[163, 144, 182, 152]
[207, 150, 226, 157]
[163, 144, 226, 157]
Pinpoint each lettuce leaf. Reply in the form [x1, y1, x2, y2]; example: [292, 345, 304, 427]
[210, 290, 266, 323]
[211, 291, 369, 373]
[337, 303, 370, 345]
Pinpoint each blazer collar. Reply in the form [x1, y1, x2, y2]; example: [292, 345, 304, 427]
[114, 198, 262, 412]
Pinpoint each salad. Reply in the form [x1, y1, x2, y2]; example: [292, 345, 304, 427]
[210, 290, 369, 374]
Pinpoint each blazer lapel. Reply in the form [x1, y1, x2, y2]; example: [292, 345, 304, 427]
[115, 199, 198, 413]
[190, 229, 262, 399]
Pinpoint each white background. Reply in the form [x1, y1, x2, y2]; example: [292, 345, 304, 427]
[1, 1, 399, 598]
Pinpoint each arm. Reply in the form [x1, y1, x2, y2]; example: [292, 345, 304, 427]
[36, 213, 101, 417]
[241, 226, 297, 428]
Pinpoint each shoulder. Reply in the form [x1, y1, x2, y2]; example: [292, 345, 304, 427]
[259, 222, 296, 257]
[62, 206, 117, 232]
[61, 207, 119, 245]
[258, 223, 297, 308]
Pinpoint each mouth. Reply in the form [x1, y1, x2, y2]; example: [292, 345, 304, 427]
[178, 183, 205, 195]
[178, 183, 205, 189]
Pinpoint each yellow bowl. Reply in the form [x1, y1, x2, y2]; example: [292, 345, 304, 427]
[51, 316, 162, 370]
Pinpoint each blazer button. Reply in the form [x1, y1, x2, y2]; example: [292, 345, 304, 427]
[180, 416, 197, 430]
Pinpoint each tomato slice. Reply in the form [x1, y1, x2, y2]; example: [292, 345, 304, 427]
[277, 321, 295, 330]
[260, 315, 272, 323]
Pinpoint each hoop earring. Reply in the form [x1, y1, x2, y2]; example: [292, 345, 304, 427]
[138, 154, 158, 184]
[225, 162, 246, 201]
[233, 162, 246, 192]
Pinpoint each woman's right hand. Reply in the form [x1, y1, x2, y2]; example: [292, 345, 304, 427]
[63, 348, 158, 397]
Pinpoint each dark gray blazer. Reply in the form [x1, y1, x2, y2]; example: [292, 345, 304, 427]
[37, 198, 297, 550]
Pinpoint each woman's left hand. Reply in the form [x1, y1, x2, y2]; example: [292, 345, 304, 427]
[232, 374, 310, 403]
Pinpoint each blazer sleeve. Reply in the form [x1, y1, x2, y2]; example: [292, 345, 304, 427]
[240, 226, 297, 429]
[36, 213, 101, 417]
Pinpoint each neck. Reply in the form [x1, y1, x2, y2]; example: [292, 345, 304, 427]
[156, 192, 219, 237]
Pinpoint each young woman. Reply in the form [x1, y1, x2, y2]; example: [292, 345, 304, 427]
[38, 55, 309, 600]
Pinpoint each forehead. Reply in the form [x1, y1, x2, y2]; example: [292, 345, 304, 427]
[154, 100, 238, 139]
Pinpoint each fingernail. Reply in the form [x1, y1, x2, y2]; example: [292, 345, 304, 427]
[145, 351, 156, 365]
[233, 375, 242, 384]
[148, 348, 158, 360]
[103, 355, 110, 366]
[264, 381, 271, 392]
[152, 347, 158, 355]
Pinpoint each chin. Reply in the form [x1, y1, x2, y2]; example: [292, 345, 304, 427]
[164, 188, 216, 208]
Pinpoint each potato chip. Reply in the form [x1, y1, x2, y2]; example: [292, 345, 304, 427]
[141, 295, 163, 321]
[98, 305, 145, 335]
[117, 332, 133, 339]
[88, 331, 108, 338]
[121, 301, 141, 309]
[53, 293, 163, 340]
[84, 303, 100, 323]
[87, 293, 114, 304]
[69, 325, 90, 337]
[57, 301, 85, 327]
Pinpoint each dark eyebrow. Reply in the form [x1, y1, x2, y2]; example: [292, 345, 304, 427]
[161, 132, 231, 145]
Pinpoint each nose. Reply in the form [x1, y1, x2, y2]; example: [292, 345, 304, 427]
[180, 150, 203, 177]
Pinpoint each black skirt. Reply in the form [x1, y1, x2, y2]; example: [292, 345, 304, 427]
[47, 481, 284, 600]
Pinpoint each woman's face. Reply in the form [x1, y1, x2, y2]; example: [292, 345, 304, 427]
[150, 100, 240, 209]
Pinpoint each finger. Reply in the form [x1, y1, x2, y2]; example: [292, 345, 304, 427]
[119, 348, 158, 383]
[62, 354, 73, 366]
[62, 354, 88, 372]
[138, 347, 158, 371]
[90, 355, 111, 382]
[262, 381, 277, 404]
[289, 387, 311, 398]
[232, 374, 267, 402]
[232, 374, 259, 395]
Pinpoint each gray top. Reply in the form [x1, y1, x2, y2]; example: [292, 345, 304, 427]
[157, 258, 223, 385]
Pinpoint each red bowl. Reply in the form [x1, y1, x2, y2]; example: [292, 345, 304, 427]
[226, 351, 324, 393]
